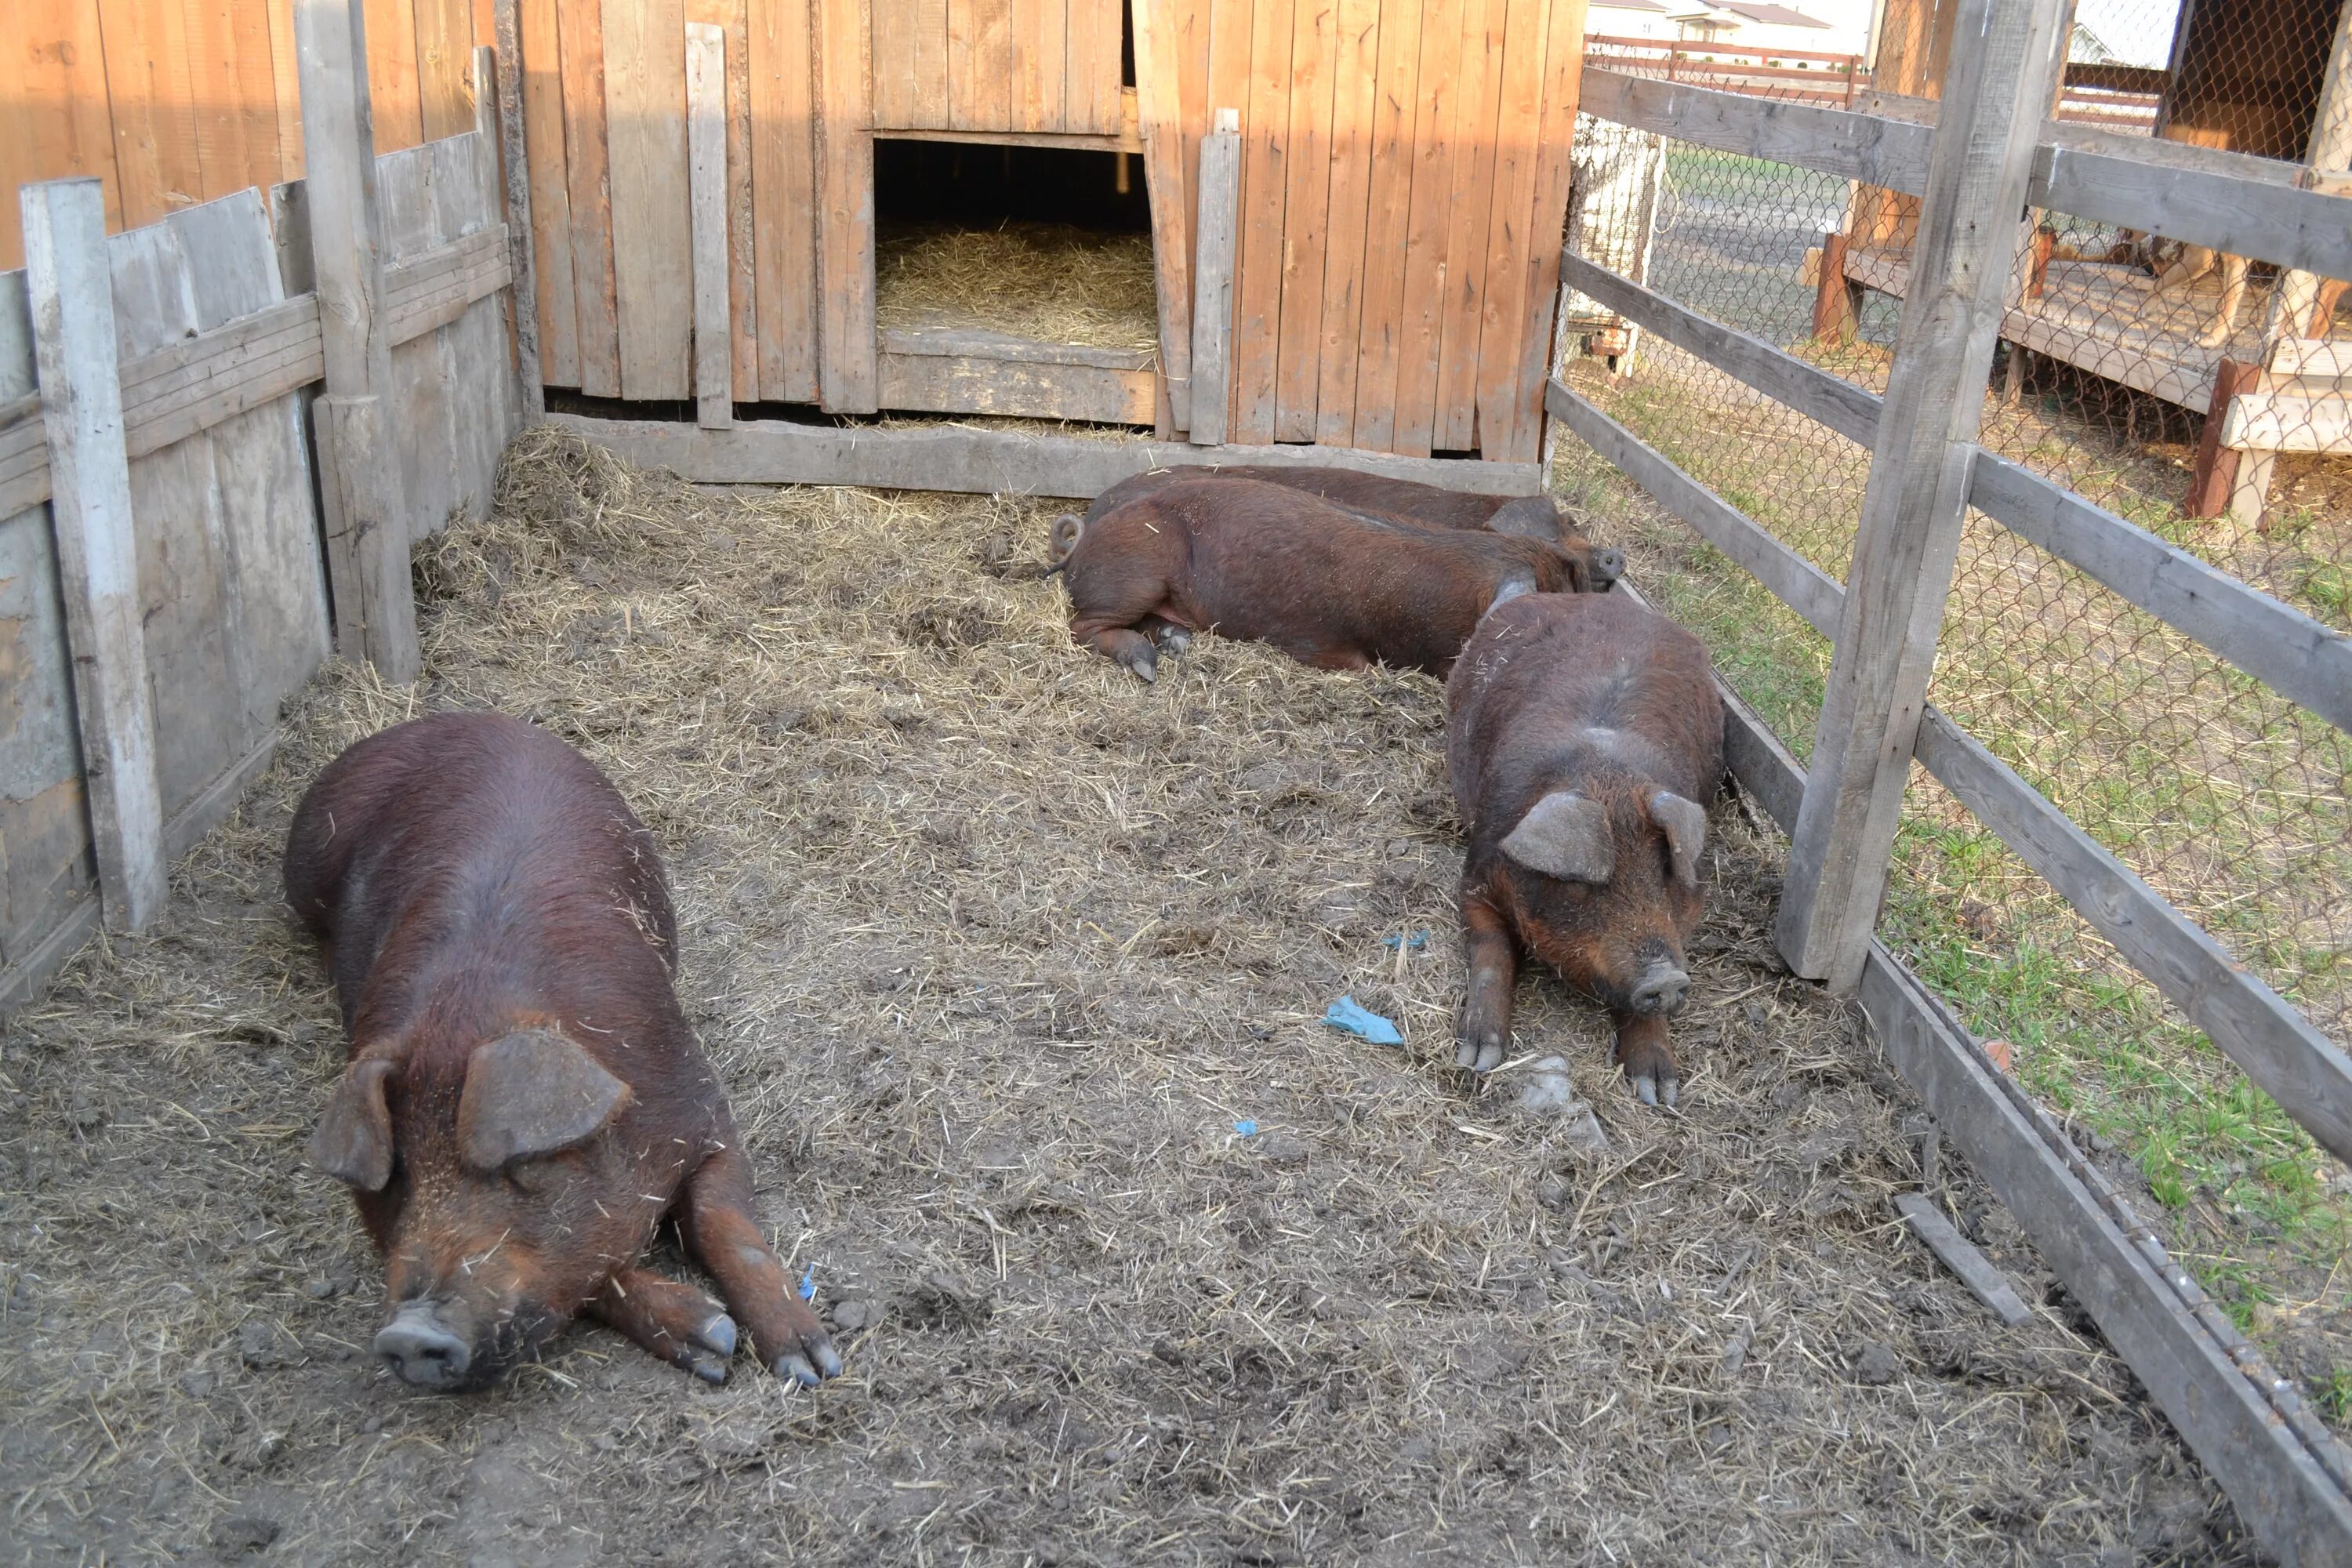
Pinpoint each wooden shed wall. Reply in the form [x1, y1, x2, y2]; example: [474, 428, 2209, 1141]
[0, 0, 495, 270]
[514, 0, 1590, 461]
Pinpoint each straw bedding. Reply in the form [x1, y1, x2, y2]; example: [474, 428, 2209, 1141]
[0, 428, 2255, 1566]
[876, 220, 1161, 353]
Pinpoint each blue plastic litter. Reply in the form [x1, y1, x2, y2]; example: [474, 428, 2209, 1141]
[1325, 995, 1405, 1045]
[797, 1265, 816, 1302]
[1234, 1119, 1258, 1137]
[1382, 930, 1431, 950]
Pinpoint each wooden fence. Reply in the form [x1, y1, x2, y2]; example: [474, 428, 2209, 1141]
[0, 38, 521, 1011]
[1559, 2, 2352, 1560]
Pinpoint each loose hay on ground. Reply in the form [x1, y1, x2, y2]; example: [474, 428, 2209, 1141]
[0, 428, 2257, 1566]
[875, 220, 1160, 353]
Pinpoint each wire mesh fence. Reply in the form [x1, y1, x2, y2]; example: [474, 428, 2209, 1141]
[1551, 16, 2352, 1351]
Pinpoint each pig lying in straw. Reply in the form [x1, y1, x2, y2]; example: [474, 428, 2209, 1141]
[1446, 591, 1725, 1106]
[286, 712, 841, 1391]
[1051, 476, 1613, 682]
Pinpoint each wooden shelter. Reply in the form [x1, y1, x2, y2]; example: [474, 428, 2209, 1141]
[509, 0, 1595, 469]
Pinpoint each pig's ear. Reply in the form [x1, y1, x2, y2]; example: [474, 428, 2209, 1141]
[459, 1029, 631, 1172]
[1650, 790, 1708, 884]
[312, 1057, 398, 1190]
[1500, 791, 1615, 884]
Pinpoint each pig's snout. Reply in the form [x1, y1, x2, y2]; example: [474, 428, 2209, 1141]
[1628, 960, 1690, 1017]
[1593, 546, 1625, 586]
[376, 1301, 474, 1390]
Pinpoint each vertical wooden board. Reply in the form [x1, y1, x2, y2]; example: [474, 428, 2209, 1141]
[1009, 0, 1040, 130]
[95, 0, 204, 231]
[750, 0, 820, 401]
[1508, 0, 1585, 463]
[947, 0, 977, 129]
[1065, 0, 1120, 135]
[1312, 0, 1379, 445]
[1229, 0, 1293, 445]
[973, 0, 1015, 129]
[0, 501, 97, 970]
[1039, 0, 1072, 135]
[169, 191, 330, 745]
[521, 0, 581, 384]
[1348, 0, 1422, 451]
[601, 0, 692, 401]
[558, 0, 622, 395]
[103, 218, 240, 815]
[909, 0, 950, 128]
[687, 23, 733, 425]
[687, 0, 756, 396]
[416, 0, 481, 140]
[1468, 0, 1545, 460]
[379, 146, 462, 541]
[1392, 0, 1461, 456]
[815, 0, 878, 410]
[184, 0, 279, 199]
[1131, 0, 1195, 416]
[872, 0, 916, 126]
[434, 131, 519, 506]
[1272, 0, 1336, 441]
[1432, 0, 1508, 452]
[363, 0, 427, 151]
[2, 0, 125, 270]
[264, 0, 304, 180]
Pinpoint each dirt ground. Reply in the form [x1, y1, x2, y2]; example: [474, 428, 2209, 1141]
[0, 431, 2262, 1566]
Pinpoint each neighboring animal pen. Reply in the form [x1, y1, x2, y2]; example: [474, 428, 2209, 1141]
[2, 0, 2350, 1560]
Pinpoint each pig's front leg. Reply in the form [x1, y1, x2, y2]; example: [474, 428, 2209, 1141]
[1455, 889, 1519, 1073]
[1613, 1010, 1681, 1109]
[586, 1264, 739, 1384]
[677, 1144, 843, 1388]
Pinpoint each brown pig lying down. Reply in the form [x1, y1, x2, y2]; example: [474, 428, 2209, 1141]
[1080, 464, 1621, 575]
[1446, 591, 1726, 1106]
[1055, 477, 1610, 682]
[285, 711, 840, 1392]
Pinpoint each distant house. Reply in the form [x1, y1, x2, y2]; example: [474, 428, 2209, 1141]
[1588, 0, 1864, 56]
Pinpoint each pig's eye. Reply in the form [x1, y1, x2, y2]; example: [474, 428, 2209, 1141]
[505, 1156, 561, 1195]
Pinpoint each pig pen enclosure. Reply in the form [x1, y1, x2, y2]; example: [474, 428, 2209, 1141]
[5, 0, 2352, 1563]
[1, 431, 2268, 1566]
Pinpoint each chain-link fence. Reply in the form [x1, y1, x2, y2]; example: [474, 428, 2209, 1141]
[1554, 5, 2351, 1363]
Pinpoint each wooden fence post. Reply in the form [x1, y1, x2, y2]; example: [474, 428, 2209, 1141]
[21, 178, 169, 934]
[1773, 0, 2072, 992]
[294, 0, 421, 684]
[483, 26, 546, 423]
[1187, 109, 1241, 447]
[686, 21, 735, 431]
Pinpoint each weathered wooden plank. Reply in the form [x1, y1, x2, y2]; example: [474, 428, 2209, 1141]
[971, 0, 1014, 129]
[907, 0, 951, 130]
[1432, 0, 1509, 453]
[1130, 0, 1195, 426]
[1581, 67, 1933, 196]
[875, 124, 1142, 152]
[187, 0, 283, 199]
[815, 0, 877, 412]
[2271, 338, 2352, 378]
[1309, 0, 1380, 446]
[883, 324, 1155, 369]
[687, 22, 735, 429]
[1859, 945, 2352, 1568]
[552, 410, 1543, 496]
[487, 20, 547, 418]
[95, 0, 203, 231]
[876, 350, 1156, 423]
[1348, 0, 1423, 452]
[124, 335, 326, 459]
[1775, 0, 2069, 993]
[1913, 709, 2352, 1167]
[1545, 379, 1843, 637]
[516, 0, 579, 386]
[947, 0, 978, 129]
[1229, 0, 1297, 446]
[22, 179, 168, 934]
[2, 0, 124, 270]
[1272, 0, 1339, 442]
[1891, 1192, 2034, 1327]
[430, 125, 523, 519]
[1011, 0, 1065, 133]
[296, 0, 420, 680]
[1508, 0, 1590, 466]
[601, 0, 691, 400]
[379, 147, 463, 546]
[872, 0, 920, 127]
[2031, 140, 2352, 286]
[1559, 249, 1882, 446]
[750, 0, 819, 402]
[557, 0, 622, 395]
[1393, 2, 1464, 456]
[414, 0, 478, 139]
[0, 897, 100, 1022]
[2220, 389, 2352, 453]
[1465, 0, 1544, 459]
[1187, 111, 1241, 447]
[699, 0, 757, 401]
[1967, 452, 2352, 737]
[1065, 0, 1123, 136]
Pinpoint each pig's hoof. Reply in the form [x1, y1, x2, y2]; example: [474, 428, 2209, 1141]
[771, 1330, 844, 1388]
[1454, 1032, 1506, 1073]
[697, 1312, 737, 1359]
[1122, 648, 1159, 684]
[1626, 1066, 1680, 1109]
[1154, 627, 1192, 656]
[689, 1353, 731, 1385]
